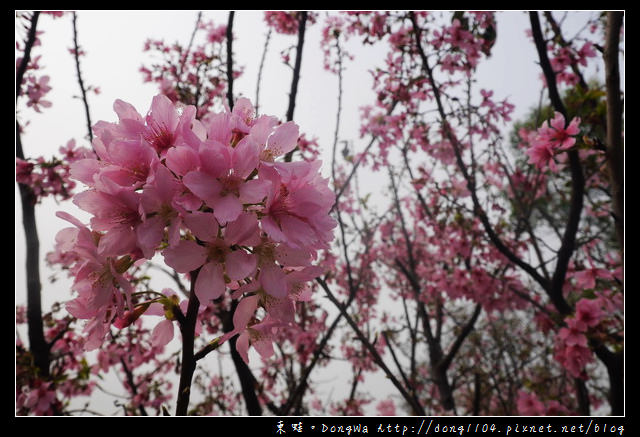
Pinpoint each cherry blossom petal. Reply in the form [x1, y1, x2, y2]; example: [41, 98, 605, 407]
[239, 179, 269, 204]
[235, 331, 250, 364]
[226, 250, 257, 281]
[183, 170, 223, 203]
[266, 121, 299, 157]
[261, 216, 286, 243]
[151, 319, 175, 347]
[165, 145, 200, 176]
[136, 215, 165, 259]
[162, 240, 207, 273]
[195, 261, 226, 302]
[212, 194, 242, 224]
[183, 210, 219, 242]
[98, 225, 137, 257]
[260, 263, 288, 298]
[225, 212, 260, 246]
[233, 295, 259, 330]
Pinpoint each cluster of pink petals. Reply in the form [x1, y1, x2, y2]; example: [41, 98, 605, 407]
[264, 11, 317, 35]
[526, 112, 581, 171]
[55, 94, 336, 361]
[16, 381, 58, 415]
[550, 41, 598, 86]
[16, 139, 94, 203]
[554, 297, 603, 379]
[140, 27, 237, 118]
[24, 74, 52, 113]
[516, 390, 569, 416]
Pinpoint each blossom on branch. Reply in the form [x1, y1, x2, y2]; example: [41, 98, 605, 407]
[526, 112, 581, 171]
[54, 94, 336, 362]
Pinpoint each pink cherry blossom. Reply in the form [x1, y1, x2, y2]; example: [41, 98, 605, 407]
[526, 140, 557, 171]
[516, 390, 546, 416]
[54, 211, 136, 349]
[538, 112, 581, 151]
[526, 112, 581, 171]
[574, 298, 604, 329]
[259, 161, 336, 251]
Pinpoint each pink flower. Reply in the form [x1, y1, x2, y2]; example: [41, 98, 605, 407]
[558, 324, 588, 346]
[136, 163, 186, 258]
[539, 112, 581, 151]
[258, 120, 300, 162]
[183, 136, 266, 224]
[259, 161, 337, 251]
[574, 298, 604, 329]
[161, 211, 258, 304]
[58, 94, 336, 359]
[556, 344, 593, 379]
[18, 382, 58, 415]
[526, 112, 581, 171]
[54, 211, 135, 350]
[221, 296, 284, 364]
[574, 260, 614, 290]
[376, 399, 396, 416]
[25, 75, 52, 113]
[516, 390, 546, 416]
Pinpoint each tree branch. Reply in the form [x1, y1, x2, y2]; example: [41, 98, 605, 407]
[603, 11, 624, 255]
[255, 28, 272, 115]
[408, 12, 550, 294]
[16, 11, 50, 380]
[284, 11, 308, 162]
[226, 11, 235, 110]
[316, 276, 426, 415]
[71, 12, 93, 143]
[529, 11, 583, 316]
[175, 268, 201, 416]
[16, 12, 40, 100]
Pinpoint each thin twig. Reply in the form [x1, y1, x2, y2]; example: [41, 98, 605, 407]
[71, 12, 93, 143]
[316, 276, 426, 415]
[255, 28, 272, 115]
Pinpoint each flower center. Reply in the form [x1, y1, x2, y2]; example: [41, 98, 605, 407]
[144, 122, 174, 154]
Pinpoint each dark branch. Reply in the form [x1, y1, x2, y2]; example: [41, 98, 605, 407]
[16, 11, 50, 380]
[283, 11, 308, 162]
[71, 12, 94, 143]
[604, 11, 624, 255]
[316, 276, 426, 416]
[226, 11, 235, 110]
[16, 12, 40, 100]
[529, 12, 583, 316]
[408, 12, 550, 293]
[175, 268, 201, 416]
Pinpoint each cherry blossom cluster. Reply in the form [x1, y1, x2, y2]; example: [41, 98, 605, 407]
[553, 298, 600, 379]
[54, 94, 336, 363]
[95, 319, 175, 414]
[140, 19, 242, 118]
[525, 112, 581, 171]
[16, 12, 52, 117]
[16, 304, 95, 416]
[516, 390, 569, 416]
[430, 12, 496, 74]
[264, 11, 317, 35]
[16, 139, 95, 204]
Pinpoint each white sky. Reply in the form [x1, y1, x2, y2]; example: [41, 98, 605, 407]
[16, 10, 616, 415]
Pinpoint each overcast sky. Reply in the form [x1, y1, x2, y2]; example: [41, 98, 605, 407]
[15, 10, 617, 415]
[16, 11, 551, 304]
